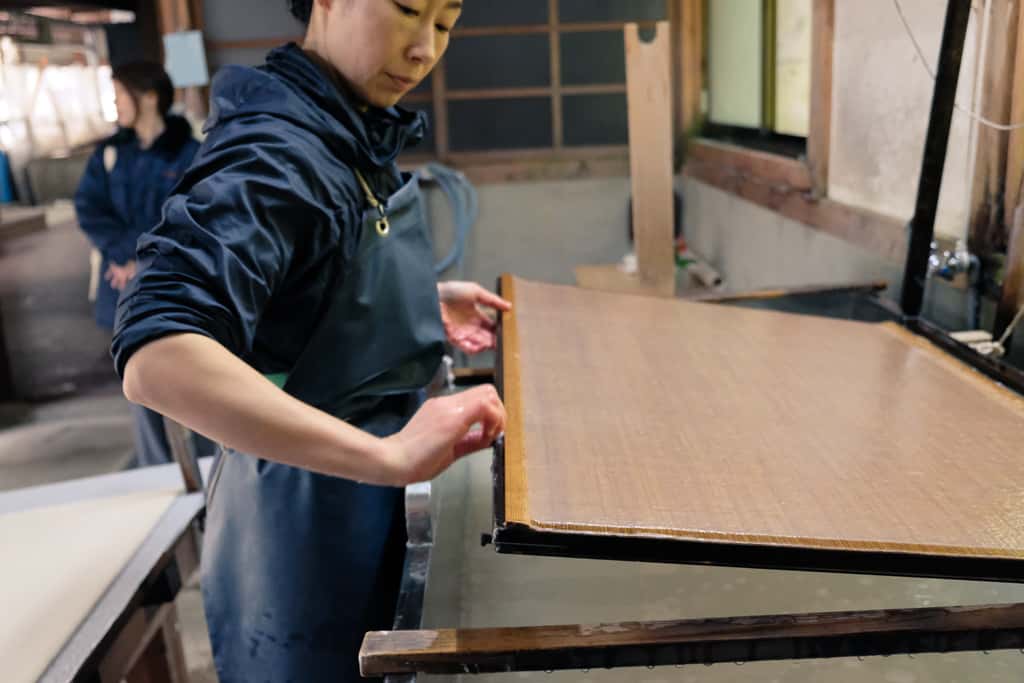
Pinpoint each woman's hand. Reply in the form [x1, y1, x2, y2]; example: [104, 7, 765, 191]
[380, 384, 506, 486]
[437, 281, 512, 354]
[105, 260, 137, 291]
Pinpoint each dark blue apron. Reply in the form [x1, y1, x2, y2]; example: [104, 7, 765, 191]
[201, 173, 445, 683]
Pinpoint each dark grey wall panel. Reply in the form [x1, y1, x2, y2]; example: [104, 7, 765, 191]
[559, 0, 667, 23]
[445, 35, 551, 89]
[449, 98, 552, 151]
[563, 94, 628, 146]
[561, 31, 625, 85]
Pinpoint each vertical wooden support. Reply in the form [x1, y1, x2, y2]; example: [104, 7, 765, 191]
[679, 0, 704, 137]
[626, 22, 676, 291]
[155, 0, 208, 120]
[808, 0, 834, 198]
[550, 0, 564, 149]
[574, 22, 675, 297]
[968, 0, 1018, 257]
[432, 61, 450, 159]
[1004, 2, 1024, 223]
[996, 3, 1024, 337]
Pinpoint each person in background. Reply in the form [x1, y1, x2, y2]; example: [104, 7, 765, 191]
[74, 61, 205, 467]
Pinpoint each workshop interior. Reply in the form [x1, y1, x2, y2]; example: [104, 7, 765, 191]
[3, 0, 1024, 681]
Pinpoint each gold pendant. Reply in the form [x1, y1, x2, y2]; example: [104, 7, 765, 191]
[375, 215, 390, 236]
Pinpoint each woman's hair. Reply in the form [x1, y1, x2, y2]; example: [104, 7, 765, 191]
[288, 0, 314, 24]
[111, 61, 175, 118]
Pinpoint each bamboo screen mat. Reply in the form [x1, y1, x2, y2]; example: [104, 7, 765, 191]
[498, 275, 1024, 566]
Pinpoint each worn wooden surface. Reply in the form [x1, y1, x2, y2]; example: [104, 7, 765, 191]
[499, 275, 1024, 562]
[361, 603, 1024, 676]
[625, 22, 675, 290]
[808, 0, 835, 197]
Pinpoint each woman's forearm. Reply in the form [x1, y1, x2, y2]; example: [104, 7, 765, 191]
[122, 333, 398, 485]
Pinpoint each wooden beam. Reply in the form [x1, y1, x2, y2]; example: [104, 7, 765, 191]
[968, 0, 1018, 257]
[360, 603, 1024, 676]
[1004, 0, 1024, 224]
[687, 138, 813, 190]
[452, 20, 662, 38]
[996, 203, 1024, 337]
[684, 152, 906, 263]
[808, 0, 834, 198]
[625, 21, 676, 292]
[431, 57, 450, 158]
[549, 0, 563, 149]
[679, 0, 704, 136]
[206, 36, 301, 51]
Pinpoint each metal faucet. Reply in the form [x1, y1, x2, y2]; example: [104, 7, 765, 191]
[927, 239, 975, 281]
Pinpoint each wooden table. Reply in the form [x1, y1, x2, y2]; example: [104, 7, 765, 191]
[0, 460, 210, 683]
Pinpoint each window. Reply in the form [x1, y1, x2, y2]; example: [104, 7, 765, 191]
[703, 0, 811, 157]
[401, 0, 672, 165]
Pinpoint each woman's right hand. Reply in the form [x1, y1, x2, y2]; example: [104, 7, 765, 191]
[381, 385, 506, 486]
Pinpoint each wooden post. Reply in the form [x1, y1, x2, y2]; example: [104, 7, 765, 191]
[679, 0, 704, 137]
[968, 0, 1018, 257]
[626, 22, 675, 289]
[808, 0, 834, 198]
[574, 22, 676, 298]
[1004, 0, 1024, 220]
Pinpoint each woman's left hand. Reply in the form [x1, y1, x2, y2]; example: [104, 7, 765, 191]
[105, 260, 138, 291]
[438, 281, 512, 354]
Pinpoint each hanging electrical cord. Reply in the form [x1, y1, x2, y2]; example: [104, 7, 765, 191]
[416, 162, 477, 276]
[893, 0, 1024, 131]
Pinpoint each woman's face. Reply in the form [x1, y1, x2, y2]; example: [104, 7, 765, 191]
[317, 0, 462, 108]
[113, 80, 137, 127]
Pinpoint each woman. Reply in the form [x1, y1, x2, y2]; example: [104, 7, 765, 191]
[75, 61, 202, 467]
[111, 0, 506, 680]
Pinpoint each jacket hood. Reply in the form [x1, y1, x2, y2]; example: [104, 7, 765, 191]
[205, 43, 425, 169]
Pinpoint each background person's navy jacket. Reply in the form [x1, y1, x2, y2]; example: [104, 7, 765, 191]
[74, 115, 199, 329]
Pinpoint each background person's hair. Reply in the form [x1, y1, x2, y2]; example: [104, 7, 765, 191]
[111, 62, 175, 118]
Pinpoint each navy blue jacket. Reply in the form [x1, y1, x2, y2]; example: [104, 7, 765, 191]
[111, 44, 426, 378]
[75, 115, 199, 329]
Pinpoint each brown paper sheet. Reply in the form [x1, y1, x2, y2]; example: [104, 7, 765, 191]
[500, 275, 1024, 561]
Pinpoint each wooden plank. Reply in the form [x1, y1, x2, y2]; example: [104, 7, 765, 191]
[444, 146, 628, 164]
[449, 156, 631, 185]
[685, 280, 888, 304]
[431, 57, 450, 157]
[968, 0, 1018, 256]
[808, 0, 834, 198]
[996, 203, 1024, 337]
[684, 155, 906, 262]
[687, 138, 813, 190]
[360, 603, 1024, 676]
[452, 20, 662, 38]
[445, 87, 553, 101]
[206, 36, 301, 51]
[497, 274, 527, 527]
[550, 0, 563, 149]
[625, 21, 675, 289]
[1005, 0, 1024, 225]
[679, 0, 703, 136]
[497, 276, 1024, 566]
